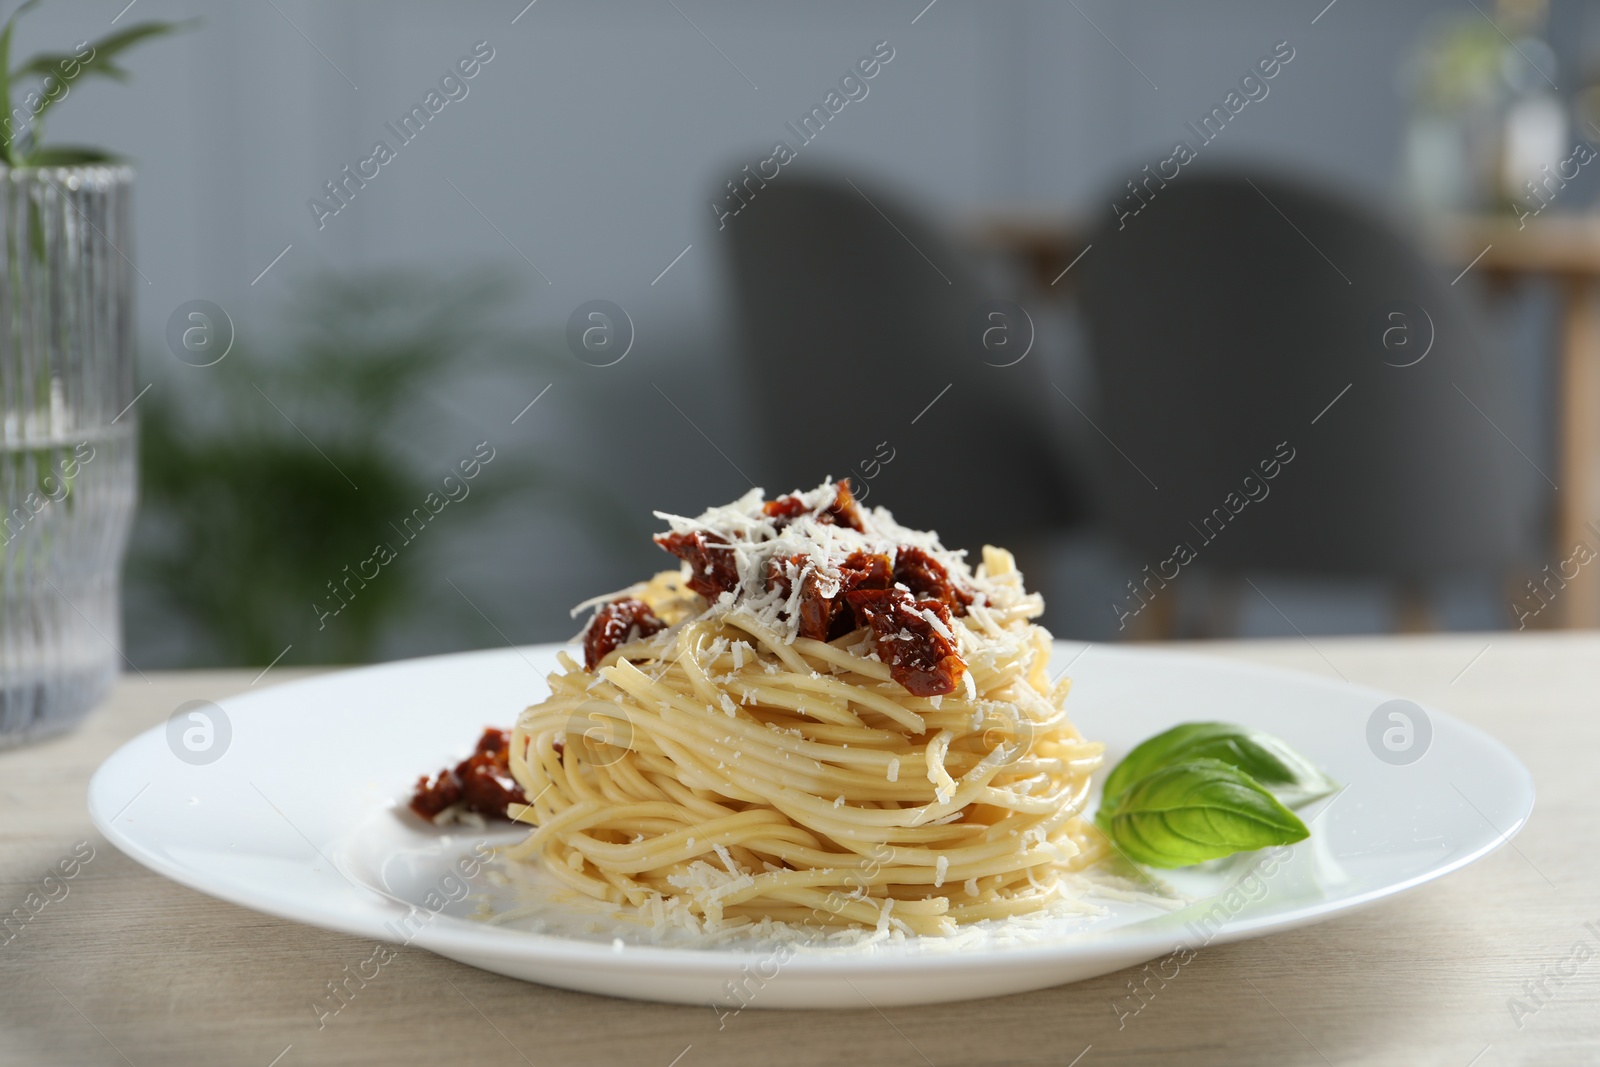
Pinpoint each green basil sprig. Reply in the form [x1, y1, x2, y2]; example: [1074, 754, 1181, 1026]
[0, 0, 198, 168]
[1101, 721, 1338, 814]
[1094, 722, 1334, 869]
[1094, 758, 1310, 868]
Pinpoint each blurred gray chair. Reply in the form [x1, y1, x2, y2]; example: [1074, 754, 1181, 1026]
[1075, 169, 1538, 633]
[720, 168, 1088, 565]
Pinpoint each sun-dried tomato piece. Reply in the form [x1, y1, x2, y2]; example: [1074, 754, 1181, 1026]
[824, 479, 865, 531]
[831, 550, 894, 637]
[762, 495, 811, 524]
[761, 480, 866, 533]
[409, 769, 461, 819]
[844, 588, 966, 697]
[764, 552, 802, 597]
[455, 749, 528, 817]
[409, 727, 529, 821]
[456, 727, 528, 817]
[766, 550, 894, 640]
[474, 727, 512, 757]
[840, 550, 893, 592]
[893, 546, 973, 616]
[582, 597, 666, 670]
[654, 530, 741, 601]
[765, 554, 839, 640]
[795, 571, 838, 640]
[766, 554, 801, 599]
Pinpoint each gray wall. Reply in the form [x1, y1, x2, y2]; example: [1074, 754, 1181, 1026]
[42, 0, 1460, 347]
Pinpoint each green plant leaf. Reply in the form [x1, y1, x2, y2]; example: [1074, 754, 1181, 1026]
[2, 0, 47, 34]
[1095, 757, 1310, 869]
[1100, 721, 1338, 813]
[23, 144, 122, 166]
[13, 52, 129, 81]
[12, 17, 198, 148]
[0, 1, 47, 167]
[26, 192, 41, 259]
[16, 19, 198, 79]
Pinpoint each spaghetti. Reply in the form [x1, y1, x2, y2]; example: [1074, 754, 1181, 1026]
[503, 480, 1106, 937]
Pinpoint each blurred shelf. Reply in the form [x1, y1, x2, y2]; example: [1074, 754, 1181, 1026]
[1434, 212, 1600, 276]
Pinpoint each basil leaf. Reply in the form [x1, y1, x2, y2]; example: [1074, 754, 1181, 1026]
[1100, 721, 1337, 812]
[1095, 757, 1309, 868]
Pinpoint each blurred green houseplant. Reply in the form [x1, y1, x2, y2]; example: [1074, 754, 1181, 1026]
[129, 270, 628, 668]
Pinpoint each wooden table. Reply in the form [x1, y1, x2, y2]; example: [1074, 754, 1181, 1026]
[2, 635, 1595, 1066]
[976, 211, 1600, 629]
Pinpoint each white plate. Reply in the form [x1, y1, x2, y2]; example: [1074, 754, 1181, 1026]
[89, 642, 1533, 1009]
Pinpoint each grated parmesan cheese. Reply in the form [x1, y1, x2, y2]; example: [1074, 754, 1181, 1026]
[920, 607, 954, 642]
[646, 479, 1038, 646]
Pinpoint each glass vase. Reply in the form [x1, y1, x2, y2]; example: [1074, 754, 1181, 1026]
[0, 165, 137, 746]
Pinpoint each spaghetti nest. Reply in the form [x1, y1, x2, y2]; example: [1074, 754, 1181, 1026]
[505, 544, 1106, 939]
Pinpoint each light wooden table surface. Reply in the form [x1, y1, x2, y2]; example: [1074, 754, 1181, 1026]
[2, 633, 1596, 1067]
